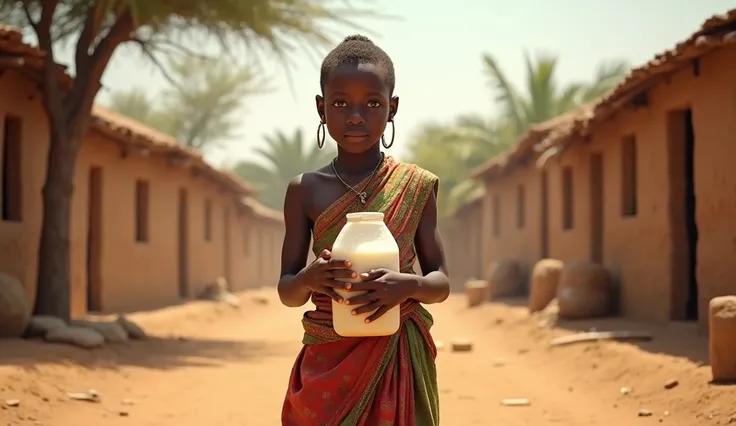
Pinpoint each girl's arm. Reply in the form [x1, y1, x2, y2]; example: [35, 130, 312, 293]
[277, 175, 313, 307]
[413, 189, 451, 304]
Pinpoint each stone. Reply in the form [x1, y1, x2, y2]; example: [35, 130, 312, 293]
[45, 326, 105, 349]
[25, 316, 67, 338]
[664, 379, 679, 389]
[116, 315, 147, 340]
[199, 277, 240, 307]
[465, 280, 489, 307]
[500, 398, 531, 407]
[709, 296, 736, 383]
[70, 319, 128, 343]
[0, 273, 30, 338]
[67, 390, 100, 403]
[451, 339, 473, 352]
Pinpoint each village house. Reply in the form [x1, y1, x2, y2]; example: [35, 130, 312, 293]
[0, 26, 283, 317]
[462, 113, 581, 281]
[444, 193, 483, 292]
[465, 10, 736, 331]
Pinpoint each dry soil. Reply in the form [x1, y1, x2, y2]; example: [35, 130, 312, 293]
[1, 289, 734, 425]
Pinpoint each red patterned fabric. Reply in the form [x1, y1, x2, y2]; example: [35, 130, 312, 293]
[281, 157, 440, 425]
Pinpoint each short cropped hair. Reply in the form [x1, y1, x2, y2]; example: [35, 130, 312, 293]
[320, 34, 395, 94]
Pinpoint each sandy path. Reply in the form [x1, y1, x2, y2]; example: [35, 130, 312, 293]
[1, 291, 734, 425]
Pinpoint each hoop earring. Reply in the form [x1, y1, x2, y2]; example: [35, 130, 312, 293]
[316, 121, 326, 149]
[381, 120, 395, 149]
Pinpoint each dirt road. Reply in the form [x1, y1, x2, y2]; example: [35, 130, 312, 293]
[1, 290, 734, 425]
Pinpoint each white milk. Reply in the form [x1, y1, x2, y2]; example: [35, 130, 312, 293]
[330, 212, 401, 337]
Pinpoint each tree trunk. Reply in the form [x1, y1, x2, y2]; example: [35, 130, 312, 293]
[27, 2, 131, 322]
[33, 125, 83, 322]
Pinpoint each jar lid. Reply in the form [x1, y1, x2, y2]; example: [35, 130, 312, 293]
[346, 212, 384, 222]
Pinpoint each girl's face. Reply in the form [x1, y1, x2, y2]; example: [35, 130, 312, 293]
[316, 63, 399, 154]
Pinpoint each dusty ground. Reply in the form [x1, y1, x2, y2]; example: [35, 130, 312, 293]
[1, 290, 735, 426]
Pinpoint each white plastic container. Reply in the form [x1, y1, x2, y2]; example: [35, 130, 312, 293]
[330, 212, 401, 337]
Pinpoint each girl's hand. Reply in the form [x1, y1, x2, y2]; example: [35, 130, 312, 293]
[344, 269, 419, 322]
[296, 249, 356, 303]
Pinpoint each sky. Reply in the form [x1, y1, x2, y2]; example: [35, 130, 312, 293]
[74, 0, 736, 167]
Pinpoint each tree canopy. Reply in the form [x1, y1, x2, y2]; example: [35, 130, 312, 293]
[233, 128, 336, 210]
[405, 52, 629, 220]
[0, 0, 382, 320]
[107, 56, 270, 152]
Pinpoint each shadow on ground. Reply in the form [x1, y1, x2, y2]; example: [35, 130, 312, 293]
[552, 317, 709, 366]
[0, 335, 294, 371]
[471, 296, 709, 366]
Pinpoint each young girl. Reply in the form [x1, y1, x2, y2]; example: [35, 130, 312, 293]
[278, 34, 450, 426]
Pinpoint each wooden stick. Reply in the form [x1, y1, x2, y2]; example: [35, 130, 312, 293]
[550, 330, 653, 347]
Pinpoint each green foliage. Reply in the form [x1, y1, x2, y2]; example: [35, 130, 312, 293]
[1, 0, 382, 57]
[0, 0, 383, 320]
[232, 128, 337, 210]
[406, 52, 630, 220]
[482, 51, 630, 138]
[406, 117, 512, 218]
[108, 56, 271, 152]
[107, 87, 165, 126]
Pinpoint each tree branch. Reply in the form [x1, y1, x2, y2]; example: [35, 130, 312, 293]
[22, 0, 65, 132]
[21, 2, 37, 33]
[74, 2, 102, 68]
[143, 35, 213, 61]
[37, 0, 58, 37]
[66, 10, 134, 126]
[129, 37, 188, 93]
[22, 0, 60, 41]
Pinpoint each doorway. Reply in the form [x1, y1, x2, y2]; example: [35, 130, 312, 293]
[223, 207, 232, 289]
[667, 108, 699, 321]
[589, 153, 604, 263]
[256, 228, 263, 283]
[86, 166, 103, 312]
[539, 170, 549, 258]
[2, 116, 22, 222]
[471, 209, 481, 279]
[177, 188, 189, 298]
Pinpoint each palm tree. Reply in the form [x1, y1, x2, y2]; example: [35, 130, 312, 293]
[482, 52, 629, 138]
[233, 128, 336, 210]
[449, 114, 515, 168]
[406, 119, 506, 218]
[407, 52, 630, 219]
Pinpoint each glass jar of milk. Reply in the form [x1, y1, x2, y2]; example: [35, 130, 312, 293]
[330, 212, 401, 337]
